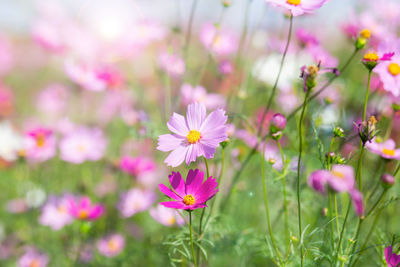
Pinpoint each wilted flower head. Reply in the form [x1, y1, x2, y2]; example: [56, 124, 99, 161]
[97, 234, 125, 258]
[67, 196, 104, 221]
[59, 127, 107, 164]
[149, 205, 185, 227]
[118, 188, 156, 218]
[39, 195, 74, 230]
[159, 169, 218, 210]
[385, 245, 400, 267]
[366, 138, 400, 160]
[18, 249, 48, 267]
[157, 102, 228, 167]
[355, 116, 378, 145]
[23, 127, 56, 163]
[265, 0, 330, 16]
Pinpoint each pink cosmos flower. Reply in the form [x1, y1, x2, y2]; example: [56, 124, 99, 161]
[0, 84, 13, 118]
[366, 138, 400, 160]
[385, 246, 400, 267]
[149, 205, 185, 227]
[23, 127, 56, 163]
[157, 102, 228, 167]
[119, 156, 156, 177]
[32, 19, 66, 53]
[265, 0, 330, 16]
[118, 188, 156, 218]
[296, 28, 319, 47]
[64, 60, 106, 91]
[199, 23, 238, 56]
[39, 195, 74, 230]
[218, 60, 234, 75]
[158, 52, 185, 77]
[97, 234, 125, 258]
[350, 189, 364, 217]
[0, 35, 13, 75]
[159, 169, 218, 210]
[67, 196, 104, 221]
[59, 127, 107, 164]
[36, 84, 69, 115]
[18, 249, 48, 267]
[180, 84, 226, 110]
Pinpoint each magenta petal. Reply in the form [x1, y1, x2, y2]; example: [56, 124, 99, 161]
[350, 189, 364, 217]
[160, 201, 187, 210]
[195, 177, 218, 203]
[307, 170, 330, 194]
[80, 196, 91, 208]
[89, 205, 104, 219]
[169, 172, 186, 195]
[381, 52, 395, 61]
[185, 169, 204, 195]
[386, 246, 393, 266]
[159, 184, 182, 200]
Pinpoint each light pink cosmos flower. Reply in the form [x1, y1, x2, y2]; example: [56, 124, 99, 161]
[18, 248, 48, 267]
[67, 196, 104, 221]
[149, 205, 185, 227]
[366, 138, 400, 160]
[97, 234, 125, 258]
[23, 127, 56, 163]
[39, 195, 74, 230]
[36, 84, 69, 115]
[159, 169, 218, 210]
[0, 35, 13, 75]
[119, 156, 156, 177]
[385, 245, 400, 267]
[180, 84, 226, 110]
[265, 0, 330, 16]
[64, 60, 106, 91]
[59, 127, 107, 164]
[118, 188, 156, 218]
[32, 19, 66, 53]
[158, 52, 185, 77]
[157, 102, 228, 167]
[199, 23, 238, 56]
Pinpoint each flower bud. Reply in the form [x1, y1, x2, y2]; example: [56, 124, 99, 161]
[220, 140, 230, 149]
[362, 51, 379, 71]
[355, 29, 370, 50]
[270, 113, 287, 134]
[381, 173, 395, 188]
[271, 131, 283, 141]
[222, 0, 231, 7]
[333, 126, 345, 138]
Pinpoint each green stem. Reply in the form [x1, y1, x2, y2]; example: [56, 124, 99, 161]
[261, 143, 282, 264]
[277, 141, 289, 251]
[296, 89, 311, 267]
[335, 196, 351, 265]
[184, 0, 198, 60]
[188, 212, 198, 267]
[362, 70, 373, 121]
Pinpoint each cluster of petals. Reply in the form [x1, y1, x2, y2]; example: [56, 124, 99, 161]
[265, 0, 330, 16]
[366, 138, 400, 160]
[23, 127, 56, 163]
[67, 196, 104, 221]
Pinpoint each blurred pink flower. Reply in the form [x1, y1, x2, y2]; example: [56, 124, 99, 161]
[97, 234, 125, 258]
[306, 45, 338, 68]
[67, 196, 104, 221]
[32, 20, 66, 53]
[385, 245, 400, 267]
[158, 52, 185, 77]
[119, 156, 156, 177]
[157, 102, 228, 167]
[199, 23, 238, 56]
[64, 60, 106, 91]
[0, 84, 13, 118]
[6, 198, 28, 214]
[159, 169, 218, 210]
[0, 35, 13, 75]
[18, 248, 48, 267]
[118, 188, 156, 218]
[59, 127, 107, 164]
[350, 189, 364, 217]
[39, 195, 74, 230]
[218, 60, 234, 75]
[308, 165, 355, 193]
[36, 84, 69, 115]
[296, 28, 319, 47]
[265, 0, 330, 16]
[149, 205, 185, 227]
[180, 84, 226, 110]
[23, 127, 56, 163]
[366, 138, 400, 160]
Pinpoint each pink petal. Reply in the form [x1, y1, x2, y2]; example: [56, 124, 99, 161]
[199, 109, 228, 135]
[159, 184, 182, 200]
[160, 201, 187, 210]
[195, 177, 218, 203]
[157, 134, 184, 152]
[186, 102, 206, 130]
[167, 113, 189, 136]
[164, 145, 188, 167]
[169, 172, 186, 196]
[185, 169, 204, 195]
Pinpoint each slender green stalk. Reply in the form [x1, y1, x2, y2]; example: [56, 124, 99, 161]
[362, 70, 372, 121]
[296, 89, 311, 267]
[335, 196, 351, 265]
[184, 0, 198, 59]
[257, 14, 293, 136]
[261, 143, 282, 264]
[328, 192, 336, 250]
[277, 141, 289, 250]
[188, 212, 198, 267]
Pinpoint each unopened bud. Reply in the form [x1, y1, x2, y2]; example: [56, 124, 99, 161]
[270, 113, 287, 134]
[333, 126, 345, 138]
[381, 173, 395, 188]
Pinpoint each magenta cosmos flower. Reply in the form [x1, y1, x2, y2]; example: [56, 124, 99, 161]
[23, 127, 56, 163]
[159, 169, 218, 210]
[67, 196, 104, 221]
[366, 138, 400, 160]
[119, 155, 156, 177]
[97, 234, 125, 258]
[157, 102, 228, 167]
[385, 246, 400, 267]
[265, 0, 330, 16]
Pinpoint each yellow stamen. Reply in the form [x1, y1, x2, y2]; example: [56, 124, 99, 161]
[363, 51, 379, 61]
[167, 217, 176, 225]
[36, 134, 46, 147]
[388, 63, 400, 76]
[187, 130, 201, 144]
[78, 210, 88, 219]
[108, 240, 118, 251]
[183, 194, 195, 205]
[331, 170, 345, 179]
[382, 148, 395, 157]
[29, 260, 40, 267]
[287, 0, 300, 5]
[359, 29, 371, 39]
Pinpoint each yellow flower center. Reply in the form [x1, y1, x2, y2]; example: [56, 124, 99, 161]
[359, 29, 371, 39]
[287, 0, 300, 5]
[388, 63, 400, 76]
[331, 170, 345, 179]
[382, 148, 395, 156]
[57, 205, 67, 213]
[36, 134, 46, 147]
[363, 51, 379, 61]
[78, 210, 88, 219]
[108, 240, 118, 251]
[167, 217, 176, 225]
[187, 130, 201, 144]
[183, 194, 196, 205]
[29, 260, 40, 267]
